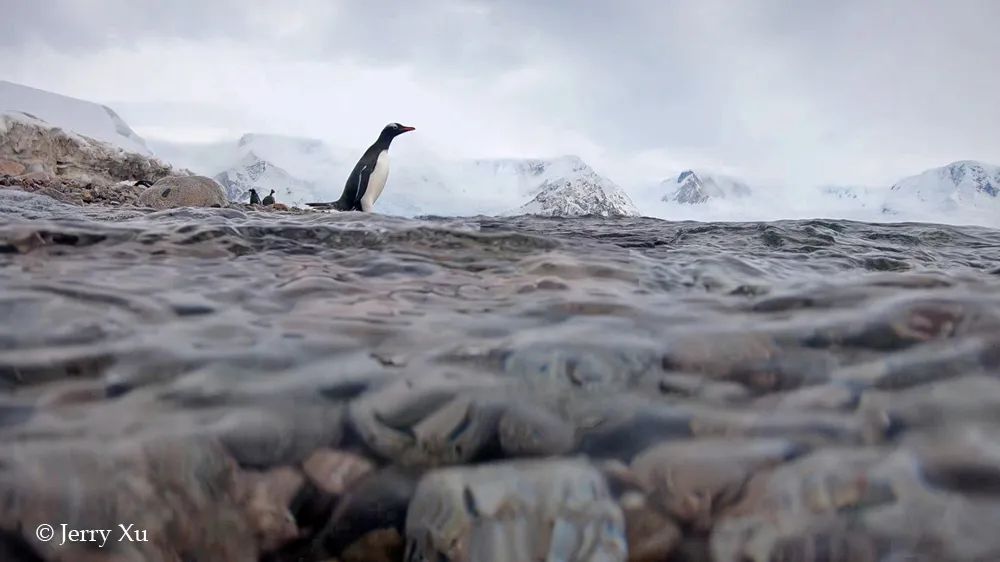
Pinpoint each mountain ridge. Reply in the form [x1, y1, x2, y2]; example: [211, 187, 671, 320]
[660, 169, 754, 204]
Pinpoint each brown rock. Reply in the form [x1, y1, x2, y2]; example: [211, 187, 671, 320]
[303, 449, 375, 496]
[272, 202, 289, 211]
[0, 438, 261, 561]
[238, 466, 304, 552]
[137, 175, 227, 209]
[631, 439, 804, 530]
[0, 159, 25, 176]
[340, 528, 404, 562]
[37, 380, 107, 407]
[619, 492, 682, 562]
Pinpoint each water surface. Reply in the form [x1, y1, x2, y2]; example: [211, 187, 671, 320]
[3, 189, 1000, 561]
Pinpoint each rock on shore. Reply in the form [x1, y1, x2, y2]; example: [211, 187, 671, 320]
[137, 176, 228, 209]
[0, 111, 176, 186]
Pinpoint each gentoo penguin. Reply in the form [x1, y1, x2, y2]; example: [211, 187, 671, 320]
[262, 189, 275, 206]
[249, 188, 261, 205]
[306, 123, 415, 212]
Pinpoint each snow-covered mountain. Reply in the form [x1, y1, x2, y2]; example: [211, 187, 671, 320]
[508, 164, 639, 217]
[213, 152, 320, 203]
[883, 160, 1000, 212]
[0, 80, 151, 155]
[660, 170, 753, 204]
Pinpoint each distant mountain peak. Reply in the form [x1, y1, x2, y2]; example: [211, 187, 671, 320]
[882, 160, 1000, 218]
[661, 169, 752, 204]
[889, 160, 1000, 198]
[508, 166, 639, 217]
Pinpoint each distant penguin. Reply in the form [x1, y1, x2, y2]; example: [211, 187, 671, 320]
[306, 123, 415, 212]
[249, 188, 261, 205]
[262, 190, 275, 206]
[134, 180, 153, 187]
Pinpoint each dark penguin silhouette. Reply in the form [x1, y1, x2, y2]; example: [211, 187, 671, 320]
[249, 188, 261, 205]
[262, 190, 275, 206]
[134, 180, 154, 187]
[306, 123, 415, 212]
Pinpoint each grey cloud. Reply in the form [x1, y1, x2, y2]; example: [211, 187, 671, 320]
[2, 0, 998, 185]
[0, 0, 255, 49]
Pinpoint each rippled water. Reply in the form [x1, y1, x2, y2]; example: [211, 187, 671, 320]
[4, 188, 1000, 561]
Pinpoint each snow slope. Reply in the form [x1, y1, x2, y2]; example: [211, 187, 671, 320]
[0, 80, 151, 155]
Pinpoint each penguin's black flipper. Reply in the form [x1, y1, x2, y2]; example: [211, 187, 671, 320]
[353, 165, 372, 207]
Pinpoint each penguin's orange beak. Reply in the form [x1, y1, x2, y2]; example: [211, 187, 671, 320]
[399, 125, 415, 133]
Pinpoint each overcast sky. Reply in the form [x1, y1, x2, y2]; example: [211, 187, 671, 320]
[1, 0, 997, 188]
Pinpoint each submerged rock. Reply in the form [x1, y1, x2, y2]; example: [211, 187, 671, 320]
[405, 458, 627, 562]
[0, 438, 270, 561]
[631, 438, 806, 529]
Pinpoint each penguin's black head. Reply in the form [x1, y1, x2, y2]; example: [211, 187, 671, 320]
[269, 189, 275, 195]
[380, 122, 415, 139]
[250, 188, 258, 194]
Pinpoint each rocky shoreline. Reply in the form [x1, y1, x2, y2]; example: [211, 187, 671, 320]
[0, 172, 307, 214]
[0, 110, 306, 214]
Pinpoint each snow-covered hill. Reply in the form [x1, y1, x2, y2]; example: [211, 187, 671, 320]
[507, 164, 639, 217]
[660, 170, 753, 204]
[0, 81, 151, 155]
[884, 161, 1000, 211]
[213, 152, 321, 203]
[877, 161, 1000, 224]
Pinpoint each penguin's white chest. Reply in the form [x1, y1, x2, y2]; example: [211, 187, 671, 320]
[362, 150, 390, 209]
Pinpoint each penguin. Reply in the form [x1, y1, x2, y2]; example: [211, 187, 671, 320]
[262, 189, 275, 206]
[249, 188, 261, 205]
[306, 123, 415, 212]
[134, 179, 154, 187]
